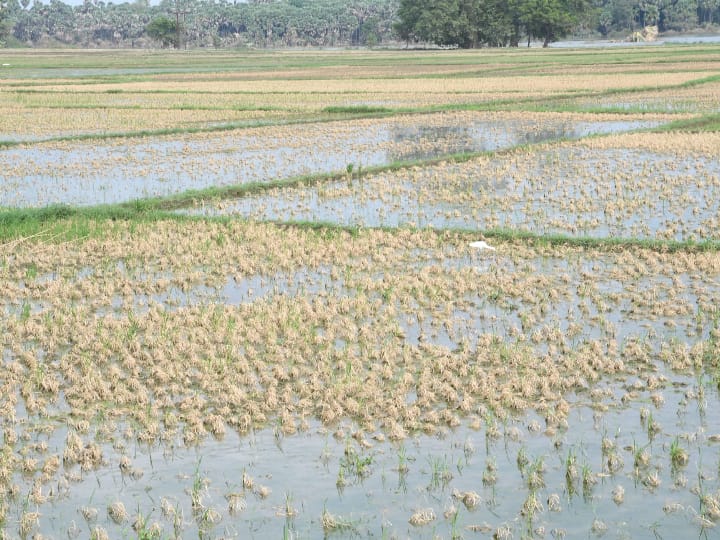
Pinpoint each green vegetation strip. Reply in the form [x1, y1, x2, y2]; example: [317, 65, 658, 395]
[23, 104, 282, 112]
[93, 149, 494, 213]
[653, 112, 720, 132]
[0, 205, 161, 245]
[322, 105, 394, 114]
[3, 46, 720, 81]
[276, 220, 720, 253]
[3, 205, 719, 254]
[10, 71, 720, 95]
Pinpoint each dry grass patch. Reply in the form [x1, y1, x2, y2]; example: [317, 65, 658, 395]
[581, 129, 720, 153]
[0, 107, 285, 138]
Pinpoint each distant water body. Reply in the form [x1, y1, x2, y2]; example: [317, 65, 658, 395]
[550, 34, 720, 47]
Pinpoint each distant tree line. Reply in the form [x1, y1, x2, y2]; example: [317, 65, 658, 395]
[396, 0, 720, 47]
[0, 0, 718, 48]
[395, 0, 591, 47]
[594, 0, 718, 35]
[1, 0, 397, 48]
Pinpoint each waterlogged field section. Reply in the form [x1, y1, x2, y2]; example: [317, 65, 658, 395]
[3, 46, 720, 539]
[199, 131, 720, 241]
[3, 222, 720, 539]
[0, 111, 663, 208]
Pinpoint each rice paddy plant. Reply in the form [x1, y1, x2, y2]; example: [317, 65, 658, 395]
[321, 506, 359, 534]
[483, 458, 498, 487]
[670, 437, 689, 469]
[133, 507, 162, 540]
[633, 440, 652, 472]
[581, 463, 597, 499]
[190, 460, 204, 513]
[427, 455, 453, 491]
[448, 506, 462, 540]
[396, 443, 410, 475]
[646, 411, 662, 440]
[338, 444, 373, 484]
[526, 456, 546, 491]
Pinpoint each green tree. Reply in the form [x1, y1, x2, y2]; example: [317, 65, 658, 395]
[395, 0, 511, 48]
[472, 0, 523, 46]
[0, 0, 10, 45]
[601, 0, 635, 33]
[633, 0, 660, 26]
[697, 0, 719, 25]
[395, 0, 589, 48]
[663, 0, 696, 30]
[394, 0, 423, 43]
[146, 15, 176, 47]
[521, 0, 586, 46]
[414, 0, 473, 47]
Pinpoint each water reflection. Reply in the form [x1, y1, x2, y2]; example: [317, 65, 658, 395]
[388, 120, 654, 162]
[0, 114, 659, 208]
[192, 145, 720, 242]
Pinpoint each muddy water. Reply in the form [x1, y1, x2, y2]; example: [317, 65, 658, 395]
[8, 367, 720, 539]
[0, 116, 658, 208]
[3, 245, 720, 537]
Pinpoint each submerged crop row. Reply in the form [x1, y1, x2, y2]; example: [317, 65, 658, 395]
[193, 130, 720, 242]
[0, 110, 668, 208]
[2, 220, 720, 536]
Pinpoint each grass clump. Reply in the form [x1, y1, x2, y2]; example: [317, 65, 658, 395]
[321, 508, 359, 534]
[322, 105, 393, 114]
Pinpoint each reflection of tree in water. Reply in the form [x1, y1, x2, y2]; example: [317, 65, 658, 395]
[388, 122, 577, 163]
[392, 125, 475, 144]
[518, 124, 574, 145]
[389, 125, 479, 162]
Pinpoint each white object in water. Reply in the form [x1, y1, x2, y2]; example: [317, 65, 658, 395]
[1, 64, 10, 67]
[469, 240, 496, 251]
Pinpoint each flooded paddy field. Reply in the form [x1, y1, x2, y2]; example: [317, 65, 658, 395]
[0, 91, 536, 141]
[0, 112, 662, 208]
[189, 131, 720, 242]
[3, 47, 720, 539]
[3, 221, 720, 538]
